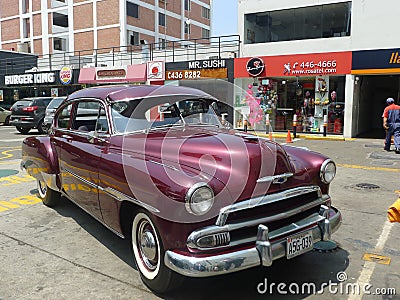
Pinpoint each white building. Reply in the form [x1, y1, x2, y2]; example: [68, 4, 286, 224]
[235, 0, 400, 138]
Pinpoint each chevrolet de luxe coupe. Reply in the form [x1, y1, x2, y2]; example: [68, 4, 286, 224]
[21, 85, 341, 293]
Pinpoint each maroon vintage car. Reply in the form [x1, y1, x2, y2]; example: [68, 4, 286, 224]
[21, 85, 341, 293]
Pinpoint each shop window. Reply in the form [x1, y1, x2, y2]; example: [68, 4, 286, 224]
[127, 2, 139, 18]
[244, 2, 351, 44]
[159, 12, 166, 27]
[53, 12, 68, 27]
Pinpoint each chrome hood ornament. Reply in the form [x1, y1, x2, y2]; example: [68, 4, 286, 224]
[256, 173, 294, 184]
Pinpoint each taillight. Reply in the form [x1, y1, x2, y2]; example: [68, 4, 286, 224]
[22, 106, 38, 112]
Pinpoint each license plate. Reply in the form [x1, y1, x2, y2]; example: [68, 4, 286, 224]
[286, 231, 313, 259]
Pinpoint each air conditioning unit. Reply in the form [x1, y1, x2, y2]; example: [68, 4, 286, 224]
[17, 42, 29, 53]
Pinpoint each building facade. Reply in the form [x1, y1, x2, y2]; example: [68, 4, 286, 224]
[0, 0, 211, 55]
[237, 0, 400, 138]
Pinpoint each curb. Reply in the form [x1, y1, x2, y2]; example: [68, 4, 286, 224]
[254, 132, 347, 141]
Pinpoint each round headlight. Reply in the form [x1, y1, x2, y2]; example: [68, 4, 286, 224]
[185, 183, 214, 215]
[320, 159, 336, 184]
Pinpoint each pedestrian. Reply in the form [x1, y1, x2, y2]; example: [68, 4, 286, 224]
[382, 97, 400, 151]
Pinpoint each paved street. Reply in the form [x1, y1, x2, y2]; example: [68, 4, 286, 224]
[0, 125, 399, 299]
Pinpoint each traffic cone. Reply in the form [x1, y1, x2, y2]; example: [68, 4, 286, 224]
[286, 130, 293, 143]
[269, 131, 273, 141]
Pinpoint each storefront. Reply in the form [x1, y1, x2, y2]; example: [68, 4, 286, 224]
[351, 48, 400, 137]
[165, 58, 235, 124]
[78, 63, 150, 86]
[0, 66, 81, 107]
[234, 52, 352, 134]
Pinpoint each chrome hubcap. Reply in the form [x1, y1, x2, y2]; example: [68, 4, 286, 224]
[138, 221, 158, 270]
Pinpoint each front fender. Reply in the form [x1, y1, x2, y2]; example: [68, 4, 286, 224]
[21, 136, 60, 191]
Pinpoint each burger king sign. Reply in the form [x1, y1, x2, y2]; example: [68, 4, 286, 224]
[60, 66, 72, 85]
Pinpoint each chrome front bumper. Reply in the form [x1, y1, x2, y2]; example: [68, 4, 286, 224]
[164, 206, 341, 277]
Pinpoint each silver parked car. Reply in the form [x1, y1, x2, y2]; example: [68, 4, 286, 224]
[0, 107, 11, 125]
[43, 97, 66, 131]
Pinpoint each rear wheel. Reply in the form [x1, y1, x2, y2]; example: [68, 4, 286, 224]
[16, 126, 30, 134]
[4, 116, 10, 126]
[37, 178, 60, 207]
[131, 210, 183, 294]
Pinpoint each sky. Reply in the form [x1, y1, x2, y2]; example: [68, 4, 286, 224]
[211, 0, 238, 37]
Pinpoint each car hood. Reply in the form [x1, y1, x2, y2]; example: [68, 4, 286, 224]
[121, 126, 310, 201]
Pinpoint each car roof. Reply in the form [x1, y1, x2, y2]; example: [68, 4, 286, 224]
[21, 97, 54, 101]
[67, 85, 216, 102]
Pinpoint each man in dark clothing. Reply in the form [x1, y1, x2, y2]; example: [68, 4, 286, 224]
[383, 98, 400, 151]
[387, 108, 400, 153]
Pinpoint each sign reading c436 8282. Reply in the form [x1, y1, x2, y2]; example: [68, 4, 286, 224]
[166, 68, 227, 80]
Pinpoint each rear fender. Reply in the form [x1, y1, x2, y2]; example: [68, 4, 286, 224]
[21, 136, 60, 191]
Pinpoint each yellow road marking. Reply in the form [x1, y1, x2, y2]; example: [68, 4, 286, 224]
[362, 253, 391, 265]
[0, 161, 19, 165]
[0, 195, 41, 212]
[0, 149, 19, 160]
[337, 163, 400, 172]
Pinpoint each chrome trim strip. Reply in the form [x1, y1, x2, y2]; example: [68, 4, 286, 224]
[63, 167, 100, 189]
[63, 167, 160, 213]
[187, 205, 327, 251]
[256, 172, 293, 184]
[103, 187, 160, 213]
[216, 185, 321, 226]
[148, 160, 179, 171]
[165, 207, 341, 277]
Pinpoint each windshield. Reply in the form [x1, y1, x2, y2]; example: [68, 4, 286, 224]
[111, 97, 222, 134]
[47, 98, 65, 109]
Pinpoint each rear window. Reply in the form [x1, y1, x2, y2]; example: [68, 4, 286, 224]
[11, 101, 31, 108]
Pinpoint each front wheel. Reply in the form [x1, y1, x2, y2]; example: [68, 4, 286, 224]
[132, 210, 183, 294]
[37, 120, 47, 134]
[37, 178, 60, 207]
[4, 116, 10, 126]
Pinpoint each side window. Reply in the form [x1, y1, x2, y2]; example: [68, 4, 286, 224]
[71, 100, 109, 133]
[57, 104, 73, 129]
[72, 101, 100, 132]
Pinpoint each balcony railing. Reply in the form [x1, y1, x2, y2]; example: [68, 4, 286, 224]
[0, 35, 240, 75]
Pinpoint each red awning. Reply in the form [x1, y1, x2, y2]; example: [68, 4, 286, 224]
[127, 63, 147, 82]
[78, 67, 96, 83]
